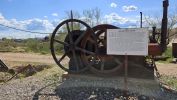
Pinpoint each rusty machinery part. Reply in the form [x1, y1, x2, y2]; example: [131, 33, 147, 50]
[50, 19, 97, 73]
[149, 27, 161, 44]
[64, 30, 84, 57]
[1, 65, 35, 83]
[0, 60, 15, 75]
[0, 59, 9, 72]
[81, 24, 124, 74]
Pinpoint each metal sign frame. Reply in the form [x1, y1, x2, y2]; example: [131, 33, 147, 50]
[107, 28, 149, 56]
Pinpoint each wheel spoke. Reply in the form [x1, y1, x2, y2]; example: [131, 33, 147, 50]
[75, 31, 87, 45]
[72, 50, 79, 71]
[71, 21, 74, 31]
[75, 46, 95, 55]
[58, 53, 67, 63]
[66, 22, 74, 44]
[114, 57, 120, 64]
[98, 39, 104, 44]
[54, 39, 69, 46]
[88, 37, 96, 43]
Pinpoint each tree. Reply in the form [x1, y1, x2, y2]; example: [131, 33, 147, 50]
[83, 9, 94, 27]
[168, 14, 177, 32]
[145, 12, 177, 42]
[93, 7, 101, 25]
[64, 8, 101, 29]
[82, 8, 101, 26]
[65, 11, 81, 19]
[64, 11, 81, 30]
[145, 13, 177, 38]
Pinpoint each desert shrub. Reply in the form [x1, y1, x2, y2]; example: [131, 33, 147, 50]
[0, 33, 66, 54]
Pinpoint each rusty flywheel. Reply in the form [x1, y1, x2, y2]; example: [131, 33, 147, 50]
[81, 24, 124, 74]
[50, 19, 97, 73]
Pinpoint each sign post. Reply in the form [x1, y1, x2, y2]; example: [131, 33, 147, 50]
[107, 28, 149, 95]
[124, 53, 128, 96]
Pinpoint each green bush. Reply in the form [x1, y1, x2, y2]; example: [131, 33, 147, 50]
[0, 32, 67, 54]
[24, 39, 51, 54]
[159, 47, 173, 63]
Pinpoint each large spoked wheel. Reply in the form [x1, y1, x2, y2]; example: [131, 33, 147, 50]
[50, 19, 96, 73]
[81, 24, 124, 74]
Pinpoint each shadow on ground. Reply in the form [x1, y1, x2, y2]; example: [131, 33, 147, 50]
[32, 81, 157, 100]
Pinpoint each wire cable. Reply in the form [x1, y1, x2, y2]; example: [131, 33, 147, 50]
[0, 23, 51, 34]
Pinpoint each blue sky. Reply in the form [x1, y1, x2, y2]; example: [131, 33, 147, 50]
[0, 0, 176, 39]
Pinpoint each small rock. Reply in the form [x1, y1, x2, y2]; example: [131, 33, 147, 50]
[88, 95, 97, 99]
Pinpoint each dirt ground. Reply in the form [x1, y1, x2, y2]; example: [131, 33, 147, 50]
[0, 52, 55, 67]
[0, 52, 177, 100]
[156, 62, 177, 77]
[0, 52, 177, 77]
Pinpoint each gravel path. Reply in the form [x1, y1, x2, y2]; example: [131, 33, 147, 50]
[0, 77, 48, 100]
[1, 72, 177, 100]
[0, 53, 177, 100]
[0, 67, 63, 100]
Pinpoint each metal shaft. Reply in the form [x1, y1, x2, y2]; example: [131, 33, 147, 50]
[140, 12, 143, 28]
[71, 10, 74, 31]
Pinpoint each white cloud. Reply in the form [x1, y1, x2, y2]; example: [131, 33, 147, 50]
[0, 13, 55, 38]
[52, 13, 58, 17]
[44, 16, 48, 18]
[25, 18, 54, 32]
[0, 13, 5, 20]
[104, 13, 129, 24]
[51, 19, 63, 27]
[122, 5, 138, 12]
[104, 12, 140, 28]
[110, 2, 117, 8]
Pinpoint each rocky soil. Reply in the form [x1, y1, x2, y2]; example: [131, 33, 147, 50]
[0, 53, 177, 100]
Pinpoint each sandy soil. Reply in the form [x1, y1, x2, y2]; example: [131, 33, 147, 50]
[0, 52, 177, 77]
[156, 62, 177, 77]
[0, 52, 55, 67]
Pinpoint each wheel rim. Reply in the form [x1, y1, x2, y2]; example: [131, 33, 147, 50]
[81, 24, 124, 74]
[50, 19, 96, 73]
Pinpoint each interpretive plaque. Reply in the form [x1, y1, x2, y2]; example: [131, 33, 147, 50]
[107, 28, 148, 56]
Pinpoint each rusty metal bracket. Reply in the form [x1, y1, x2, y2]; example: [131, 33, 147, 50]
[2, 64, 36, 83]
[0, 59, 9, 72]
